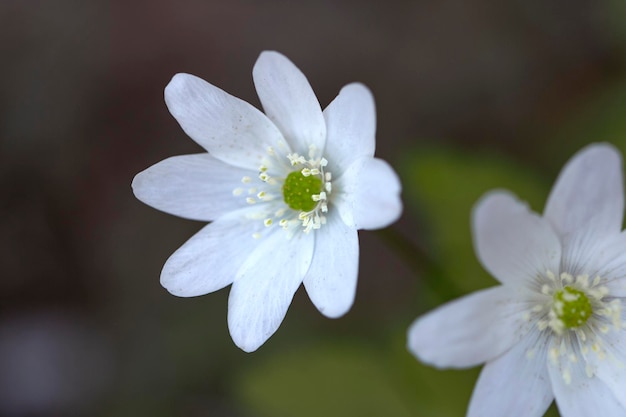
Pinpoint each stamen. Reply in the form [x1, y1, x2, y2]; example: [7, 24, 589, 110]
[561, 272, 574, 284]
[236, 144, 334, 235]
[525, 270, 625, 382]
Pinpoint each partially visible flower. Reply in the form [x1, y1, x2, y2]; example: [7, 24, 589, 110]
[133, 51, 402, 352]
[408, 144, 626, 416]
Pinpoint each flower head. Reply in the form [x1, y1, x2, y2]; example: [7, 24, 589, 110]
[133, 51, 402, 352]
[407, 144, 626, 416]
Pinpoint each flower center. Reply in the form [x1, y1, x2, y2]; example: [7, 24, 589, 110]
[522, 271, 624, 385]
[552, 286, 592, 329]
[233, 145, 333, 236]
[282, 171, 322, 212]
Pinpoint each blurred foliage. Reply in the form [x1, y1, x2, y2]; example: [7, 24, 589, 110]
[236, 334, 479, 417]
[400, 146, 549, 301]
[545, 77, 626, 166]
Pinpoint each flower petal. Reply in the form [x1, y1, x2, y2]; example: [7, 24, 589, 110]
[164, 73, 288, 170]
[407, 286, 526, 369]
[132, 154, 255, 221]
[549, 360, 626, 417]
[571, 231, 626, 296]
[334, 157, 402, 230]
[467, 336, 553, 417]
[472, 191, 561, 287]
[160, 208, 264, 297]
[303, 213, 359, 318]
[252, 51, 326, 153]
[544, 143, 624, 243]
[228, 229, 314, 352]
[588, 330, 626, 409]
[323, 83, 376, 174]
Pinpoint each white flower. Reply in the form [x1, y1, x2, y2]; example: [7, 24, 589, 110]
[132, 51, 402, 352]
[407, 143, 626, 416]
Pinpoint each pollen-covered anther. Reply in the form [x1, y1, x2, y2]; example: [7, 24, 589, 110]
[312, 192, 327, 202]
[287, 153, 306, 166]
[257, 191, 274, 201]
[560, 272, 574, 285]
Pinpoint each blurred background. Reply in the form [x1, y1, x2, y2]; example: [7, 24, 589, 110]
[2, 0, 626, 416]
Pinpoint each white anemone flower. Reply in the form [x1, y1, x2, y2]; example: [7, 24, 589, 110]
[408, 143, 626, 416]
[133, 51, 402, 352]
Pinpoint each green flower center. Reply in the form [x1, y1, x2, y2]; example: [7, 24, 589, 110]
[552, 286, 593, 328]
[282, 171, 323, 212]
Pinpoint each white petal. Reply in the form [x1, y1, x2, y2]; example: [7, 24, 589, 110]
[544, 143, 624, 242]
[472, 191, 561, 287]
[164, 73, 288, 170]
[570, 231, 626, 296]
[228, 229, 314, 352]
[549, 360, 626, 417]
[467, 336, 553, 417]
[334, 157, 402, 230]
[407, 286, 525, 369]
[132, 154, 255, 221]
[588, 331, 626, 409]
[323, 83, 376, 174]
[160, 208, 264, 297]
[252, 51, 326, 153]
[303, 213, 359, 318]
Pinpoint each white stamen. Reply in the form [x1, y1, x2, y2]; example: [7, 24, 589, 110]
[237, 144, 333, 236]
[524, 270, 624, 383]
